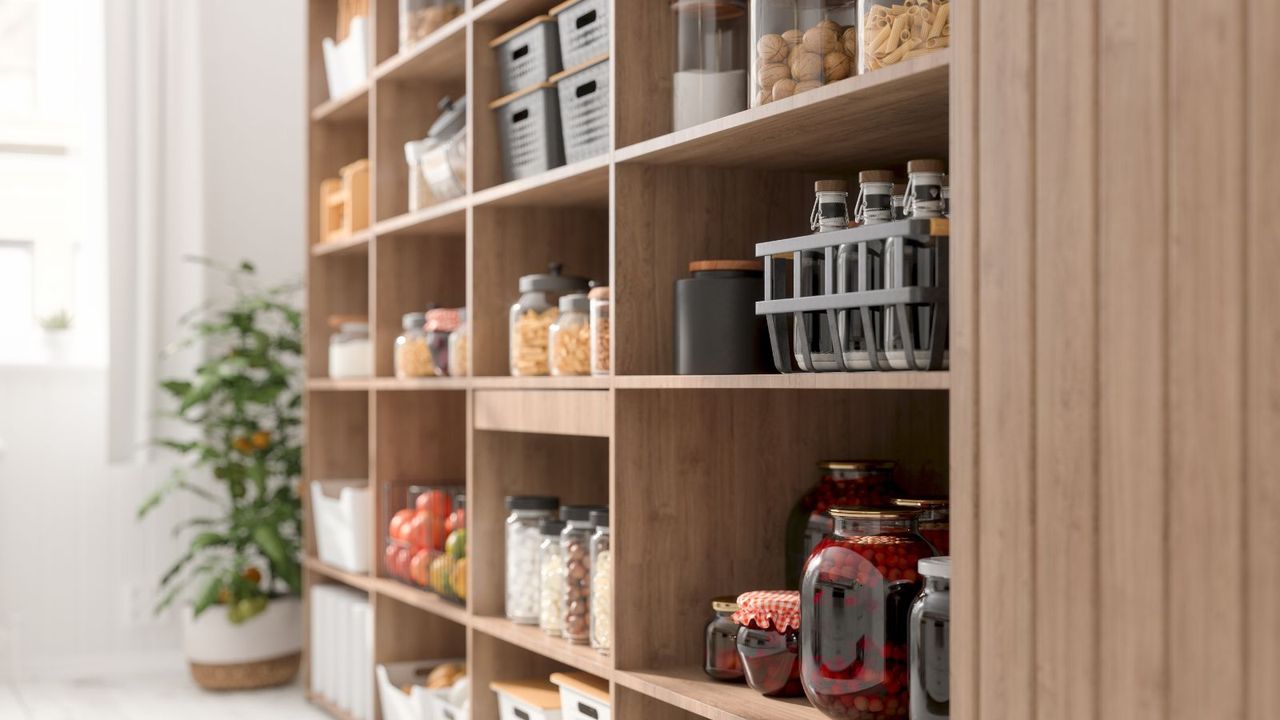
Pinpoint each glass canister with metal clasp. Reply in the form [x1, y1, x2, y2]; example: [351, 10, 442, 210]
[885, 158, 947, 370]
[793, 179, 849, 371]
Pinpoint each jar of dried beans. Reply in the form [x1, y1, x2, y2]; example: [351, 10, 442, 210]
[786, 461, 899, 586]
[505, 495, 560, 624]
[549, 292, 590, 376]
[704, 596, 745, 682]
[857, 0, 949, 75]
[799, 507, 934, 719]
[892, 496, 949, 555]
[510, 263, 590, 376]
[560, 505, 606, 644]
[733, 590, 804, 697]
[538, 519, 567, 636]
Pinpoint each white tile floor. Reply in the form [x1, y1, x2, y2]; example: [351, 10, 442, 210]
[0, 669, 330, 720]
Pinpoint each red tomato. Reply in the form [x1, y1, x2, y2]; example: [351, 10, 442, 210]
[444, 509, 462, 535]
[428, 517, 446, 552]
[388, 509, 413, 541]
[410, 550, 428, 586]
[416, 490, 451, 520]
[384, 545, 399, 576]
[409, 511, 427, 551]
[395, 547, 412, 579]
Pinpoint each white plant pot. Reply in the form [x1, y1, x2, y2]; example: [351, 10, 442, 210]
[42, 330, 71, 361]
[182, 597, 302, 690]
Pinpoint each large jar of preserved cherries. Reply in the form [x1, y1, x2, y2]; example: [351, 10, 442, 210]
[785, 461, 898, 586]
[799, 507, 934, 719]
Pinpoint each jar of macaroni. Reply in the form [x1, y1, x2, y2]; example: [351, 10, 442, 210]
[394, 312, 433, 378]
[549, 293, 590, 376]
[510, 263, 590, 376]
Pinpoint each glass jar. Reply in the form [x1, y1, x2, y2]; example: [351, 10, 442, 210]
[799, 507, 935, 719]
[857, 0, 949, 75]
[752, 1, 858, 107]
[894, 497, 949, 555]
[510, 263, 590, 376]
[448, 308, 469, 377]
[394, 312, 432, 378]
[329, 315, 371, 378]
[420, 98, 468, 203]
[424, 308, 461, 377]
[549, 293, 591, 376]
[588, 510, 611, 654]
[405, 140, 431, 212]
[672, 0, 749, 131]
[399, 0, 463, 50]
[704, 596, 745, 682]
[538, 519, 567, 636]
[794, 180, 850, 371]
[910, 557, 950, 720]
[886, 158, 947, 371]
[786, 461, 898, 586]
[505, 495, 560, 624]
[732, 590, 804, 697]
[561, 505, 606, 644]
[836, 170, 892, 370]
[589, 286, 610, 376]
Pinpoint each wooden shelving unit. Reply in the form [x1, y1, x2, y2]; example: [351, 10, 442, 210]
[303, 2, 954, 719]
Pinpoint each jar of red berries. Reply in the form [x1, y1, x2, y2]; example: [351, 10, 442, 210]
[893, 497, 949, 555]
[732, 590, 804, 698]
[799, 507, 934, 719]
[786, 461, 899, 586]
[704, 596, 745, 682]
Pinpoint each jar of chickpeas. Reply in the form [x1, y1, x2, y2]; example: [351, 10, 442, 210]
[509, 263, 589, 376]
[857, 0, 950, 74]
[549, 293, 590, 376]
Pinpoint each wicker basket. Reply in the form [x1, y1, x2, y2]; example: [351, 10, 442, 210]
[189, 651, 301, 691]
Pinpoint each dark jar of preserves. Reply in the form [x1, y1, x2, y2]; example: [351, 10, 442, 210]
[704, 596, 745, 682]
[893, 497, 949, 556]
[732, 590, 804, 698]
[799, 507, 934, 719]
[786, 461, 899, 586]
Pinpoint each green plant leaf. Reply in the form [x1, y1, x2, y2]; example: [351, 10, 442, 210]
[191, 573, 224, 619]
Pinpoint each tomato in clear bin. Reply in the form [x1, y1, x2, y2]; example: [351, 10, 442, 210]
[389, 509, 412, 542]
[445, 508, 464, 535]
[395, 546, 412, 579]
[409, 511, 427, 550]
[416, 490, 452, 520]
[410, 549, 428, 586]
[384, 544, 399, 577]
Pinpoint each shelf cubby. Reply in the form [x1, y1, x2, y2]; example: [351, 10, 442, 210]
[371, 233, 466, 377]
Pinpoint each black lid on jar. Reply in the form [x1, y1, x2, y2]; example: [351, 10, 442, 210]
[401, 312, 426, 331]
[540, 519, 567, 536]
[589, 509, 609, 528]
[561, 504, 607, 522]
[559, 292, 589, 314]
[518, 262, 589, 293]
[505, 495, 560, 511]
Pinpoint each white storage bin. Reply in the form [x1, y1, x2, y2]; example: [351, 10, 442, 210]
[323, 15, 371, 100]
[377, 660, 466, 720]
[311, 585, 372, 717]
[550, 672, 610, 720]
[426, 678, 471, 720]
[311, 479, 370, 573]
[491, 679, 562, 720]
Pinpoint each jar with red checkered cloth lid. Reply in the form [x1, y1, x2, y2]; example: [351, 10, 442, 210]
[732, 590, 803, 697]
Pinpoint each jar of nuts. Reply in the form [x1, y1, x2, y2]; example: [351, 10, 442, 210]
[548, 293, 590, 376]
[751, 0, 859, 108]
[447, 309, 469, 377]
[588, 285, 610, 376]
[857, 0, 949, 75]
[509, 263, 590, 376]
[560, 505, 607, 645]
[394, 312, 435, 379]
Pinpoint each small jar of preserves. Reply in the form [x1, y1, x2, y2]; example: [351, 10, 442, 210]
[704, 596, 745, 682]
[733, 590, 804, 698]
[588, 510, 612, 654]
[505, 495, 560, 624]
[561, 505, 607, 644]
[394, 312, 433, 378]
[538, 519, 567, 636]
[893, 496, 949, 555]
[786, 461, 899, 586]
[589, 286, 610, 376]
[910, 556, 950, 720]
[549, 293, 590, 376]
[799, 507, 934, 719]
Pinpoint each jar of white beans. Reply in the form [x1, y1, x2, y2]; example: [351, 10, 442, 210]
[538, 519, 567, 636]
[588, 510, 611, 654]
[505, 495, 560, 624]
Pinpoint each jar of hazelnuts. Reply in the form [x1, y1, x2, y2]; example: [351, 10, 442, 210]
[751, 0, 859, 107]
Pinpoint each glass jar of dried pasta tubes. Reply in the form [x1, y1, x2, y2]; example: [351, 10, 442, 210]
[752, 1, 859, 108]
[549, 293, 590, 376]
[509, 263, 590, 376]
[857, 0, 950, 74]
[589, 285, 610, 376]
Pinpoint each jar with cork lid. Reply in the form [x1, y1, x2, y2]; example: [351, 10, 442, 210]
[836, 169, 893, 370]
[672, 0, 749, 130]
[548, 292, 590, 376]
[509, 263, 590, 376]
[752, 1, 859, 108]
[793, 179, 849, 372]
[885, 158, 948, 370]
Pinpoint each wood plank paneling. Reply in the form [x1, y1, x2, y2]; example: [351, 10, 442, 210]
[1097, 0, 1170, 716]
[1167, 1, 1247, 719]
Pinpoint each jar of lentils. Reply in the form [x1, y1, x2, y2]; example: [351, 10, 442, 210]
[704, 596, 745, 682]
[561, 505, 606, 644]
[505, 495, 560, 624]
[588, 510, 611, 654]
[538, 519, 567, 636]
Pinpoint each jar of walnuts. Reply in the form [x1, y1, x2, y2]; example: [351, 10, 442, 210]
[509, 263, 590, 376]
[751, 0, 858, 107]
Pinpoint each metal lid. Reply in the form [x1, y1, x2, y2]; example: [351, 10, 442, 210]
[589, 509, 609, 528]
[908, 158, 947, 174]
[505, 495, 560, 511]
[401, 312, 426, 331]
[919, 556, 951, 579]
[425, 307, 462, 333]
[559, 292, 589, 314]
[588, 285, 610, 301]
[519, 262, 590, 293]
[688, 259, 763, 274]
[859, 169, 895, 184]
[829, 506, 922, 520]
[814, 179, 849, 193]
[540, 519, 567, 536]
[428, 96, 467, 140]
[560, 504, 607, 523]
[818, 460, 895, 471]
[892, 497, 949, 509]
[711, 595, 740, 614]
[328, 313, 367, 329]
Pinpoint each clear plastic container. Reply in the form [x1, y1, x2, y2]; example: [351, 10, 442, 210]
[560, 505, 606, 644]
[672, 0, 749, 131]
[448, 309, 469, 377]
[538, 519, 568, 636]
[384, 484, 466, 602]
[588, 510, 611, 654]
[705, 596, 745, 682]
[894, 496, 949, 555]
[399, 0, 463, 50]
[752, 1, 858, 107]
[785, 460, 898, 587]
[733, 591, 803, 697]
[910, 556, 950, 720]
[394, 312, 434, 378]
[329, 316, 372, 378]
[799, 507, 934, 719]
[857, 0, 949, 74]
[589, 286, 610, 376]
[405, 140, 431, 212]
[505, 495, 560, 624]
[510, 263, 590, 376]
[424, 307, 461, 377]
[406, 97, 467, 210]
[549, 293, 590, 376]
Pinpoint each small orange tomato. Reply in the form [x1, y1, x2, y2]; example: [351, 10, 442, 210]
[251, 431, 271, 449]
[388, 509, 413, 542]
[232, 436, 254, 454]
[243, 567, 262, 585]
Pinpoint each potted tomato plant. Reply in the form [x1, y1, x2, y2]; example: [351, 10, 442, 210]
[139, 259, 304, 690]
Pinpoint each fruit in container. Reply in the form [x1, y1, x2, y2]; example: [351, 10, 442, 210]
[417, 489, 451, 519]
[445, 507, 464, 535]
[425, 662, 465, 689]
[408, 511, 428, 550]
[410, 549, 429, 586]
[451, 558, 468, 600]
[429, 555, 451, 594]
[389, 508, 413, 542]
[445, 528, 466, 559]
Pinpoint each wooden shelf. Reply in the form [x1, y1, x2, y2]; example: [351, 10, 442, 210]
[471, 0, 563, 25]
[470, 615, 614, 680]
[303, 556, 375, 593]
[469, 375, 612, 390]
[370, 577, 469, 626]
[306, 377, 373, 392]
[615, 51, 950, 169]
[471, 156, 610, 208]
[370, 376, 472, 391]
[310, 83, 369, 123]
[474, 388, 612, 437]
[613, 373, 950, 391]
[373, 196, 467, 237]
[614, 667, 823, 720]
[310, 230, 371, 257]
[373, 14, 468, 83]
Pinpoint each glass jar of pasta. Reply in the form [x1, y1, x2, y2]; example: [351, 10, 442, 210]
[509, 263, 589, 376]
[549, 293, 591, 376]
[752, 0, 859, 108]
[394, 312, 434, 378]
[447, 309, 469, 377]
[857, 0, 950, 74]
[589, 286, 610, 376]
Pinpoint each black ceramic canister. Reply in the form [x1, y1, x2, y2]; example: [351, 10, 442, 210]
[674, 260, 773, 375]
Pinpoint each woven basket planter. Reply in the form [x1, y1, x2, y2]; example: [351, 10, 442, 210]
[183, 597, 302, 691]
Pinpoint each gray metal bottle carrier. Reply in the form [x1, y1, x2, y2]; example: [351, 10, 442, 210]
[755, 219, 950, 372]
[491, 16, 562, 97]
[553, 57, 610, 165]
[551, 0, 609, 70]
[492, 84, 565, 181]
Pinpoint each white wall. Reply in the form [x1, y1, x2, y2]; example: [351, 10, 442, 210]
[0, 0, 304, 677]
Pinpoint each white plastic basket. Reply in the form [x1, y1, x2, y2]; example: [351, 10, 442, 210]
[550, 672, 610, 720]
[322, 15, 370, 100]
[492, 679, 562, 720]
[376, 660, 466, 720]
[311, 479, 370, 573]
